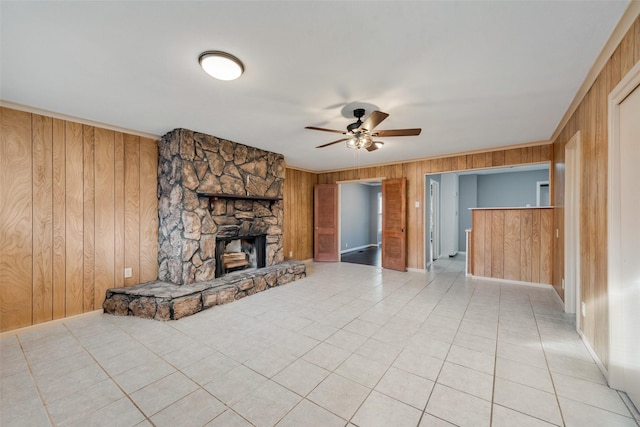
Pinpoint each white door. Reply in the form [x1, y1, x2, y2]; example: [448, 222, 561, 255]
[617, 82, 640, 407]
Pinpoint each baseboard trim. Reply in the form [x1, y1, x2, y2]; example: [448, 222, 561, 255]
[470, 275, 553, 289]
[577, 328, 609, 382]
[0, 309, 104, 338]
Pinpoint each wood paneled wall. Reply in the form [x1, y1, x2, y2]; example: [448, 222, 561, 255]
[0, 107, 158, 332]
[552, 14, 640, 369]
[288, 145, 551, 270]
[471, 208, 552, 285]
[283, 168, 318, 261]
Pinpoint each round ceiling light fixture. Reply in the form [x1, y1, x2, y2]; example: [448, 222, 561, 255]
[198, 51, 244, 81]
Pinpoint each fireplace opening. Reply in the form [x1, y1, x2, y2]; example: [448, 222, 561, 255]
[215, 235, 266, 278]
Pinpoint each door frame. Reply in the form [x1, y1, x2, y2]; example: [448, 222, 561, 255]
[607, 60, 640, 392]
[336, 177, 385, 261]
[564, 131, 581, 320]
[426, 178, 440, 268]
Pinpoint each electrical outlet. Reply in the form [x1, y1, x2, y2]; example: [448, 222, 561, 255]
[415, 201, 420, 208]
[289, 251, 293, 257]
[124, 268, 132, 278]
[556, 229, 559, 238]
[345, 243, 348, 248]
[562, 278, 565, 290]
[581, 301, 586, 317]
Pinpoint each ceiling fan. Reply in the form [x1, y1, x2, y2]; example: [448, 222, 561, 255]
[305, 108, 421, 152]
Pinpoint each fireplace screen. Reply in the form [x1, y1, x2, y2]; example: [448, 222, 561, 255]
[215, 235, 266, 278]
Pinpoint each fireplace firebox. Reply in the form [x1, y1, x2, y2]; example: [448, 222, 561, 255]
[215, 235, 266, 278]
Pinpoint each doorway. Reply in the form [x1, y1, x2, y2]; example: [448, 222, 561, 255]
[428, 179, 440, 268]
[338, 180, 382, 267]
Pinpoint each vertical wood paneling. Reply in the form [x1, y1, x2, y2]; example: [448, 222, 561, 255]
[52, 119, 66, 319]
[405, 162, 418, 268]
[503, 210, 521, 281]
[32, 114, 53, 324]
[83, 126, 95, 311]
[139, 137, 158, 284]
[124, 135, 140, 286]
[472, 208, 550, 284]
[491, 210, 504, 279]
[472, 210, 485, 276]
[483, 211, 492, 277]
[65, 122, 84, 316]
[520, 209, 533, 282]
[531, 209, 541, 284]
[0, 108, 33, 331]
[540, 209, 552, 285]
[1, 107, 160, 331]
[284, 168, 318, 261]
[114, 133, 125, 289]
[94, 128, 116, 308]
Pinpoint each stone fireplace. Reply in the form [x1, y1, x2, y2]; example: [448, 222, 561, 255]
[157, 128, 284, 285]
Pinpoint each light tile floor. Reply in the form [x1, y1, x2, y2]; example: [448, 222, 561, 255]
[2, 256, 639, 427]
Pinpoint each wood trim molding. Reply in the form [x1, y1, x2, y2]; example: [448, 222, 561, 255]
[0, 100, 160, 140]
[550, 2, 640, 143]
[316, 140, 552, 174]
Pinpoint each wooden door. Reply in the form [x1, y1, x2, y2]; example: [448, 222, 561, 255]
[382, 178, 407, 271]
[314, 184, 338, 261]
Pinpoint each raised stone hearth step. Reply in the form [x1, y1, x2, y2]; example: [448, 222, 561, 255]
[103, 260, 306, 321]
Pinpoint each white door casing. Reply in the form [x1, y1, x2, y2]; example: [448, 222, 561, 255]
[564, 132, 581, 320]
[608, 60, 640, 407]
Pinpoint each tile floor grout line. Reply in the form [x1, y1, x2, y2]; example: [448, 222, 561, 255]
[14, 334, 56, 426]
[61, 321, 159, 427]
[487, 282, 503, 427]
[529, 290, 567, 427]
[416, 267, 476, 426]
[95, 314, 259, 426]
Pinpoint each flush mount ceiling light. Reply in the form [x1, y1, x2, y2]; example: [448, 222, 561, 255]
[199, 51, 244, 81]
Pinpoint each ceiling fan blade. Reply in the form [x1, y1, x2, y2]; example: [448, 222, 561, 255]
[359, 110, 389, 132]
[373, 128, 422, 137]
[366, 141, 383, 152]
[305, 126, 345, 134]
[316, 138, 350, 148]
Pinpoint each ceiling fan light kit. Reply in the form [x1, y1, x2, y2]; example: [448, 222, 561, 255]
[306, 109, 421, 152]
[199, 51, 244, 81]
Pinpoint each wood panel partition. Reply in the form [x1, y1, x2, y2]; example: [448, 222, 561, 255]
[551, 13, 640, 368]
[0, 107, 158, 332]
[471, 208, 552, 285]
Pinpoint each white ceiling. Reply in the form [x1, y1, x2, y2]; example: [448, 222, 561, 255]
[1, 1, 629, 172]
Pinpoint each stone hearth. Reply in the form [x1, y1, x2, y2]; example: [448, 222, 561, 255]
[104, 260, 306, 320]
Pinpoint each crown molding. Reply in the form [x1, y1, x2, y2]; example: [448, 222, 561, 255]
[0, 100, 160, 140]
[313, 139, 552, 175]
